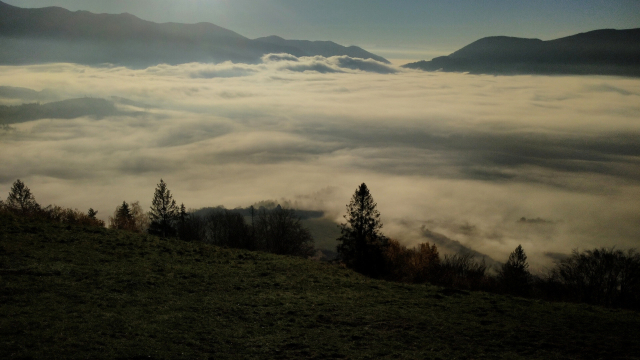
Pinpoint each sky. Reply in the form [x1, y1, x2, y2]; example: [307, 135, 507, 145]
[4, 0, 640, 62]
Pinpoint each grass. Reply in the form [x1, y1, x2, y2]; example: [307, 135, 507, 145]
[1, 213, 639, 359]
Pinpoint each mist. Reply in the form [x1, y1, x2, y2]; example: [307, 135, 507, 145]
[1, 55, 639, 271]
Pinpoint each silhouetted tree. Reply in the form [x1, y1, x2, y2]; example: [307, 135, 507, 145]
[204, 210, 251, 248]
[549, 248, 640, 308]
[148, 179, 179, 237]
[87, 208, 98, 219]
[6, 179, 40, 214]
[109, 201, 135, 230]
[337, 183, 388, 277]
[436, 252, 487, 290]
[176, 203, 198, 241]
[499, 245, 531, 296]
[254, 205, 314, 257]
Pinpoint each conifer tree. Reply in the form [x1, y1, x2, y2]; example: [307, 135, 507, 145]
[499, 245, 531, 296]
[177, 203, 190, 241]
[337, 183, 388, 277]
[87, 208, 98, 219]
[109, 201, 135, 230]
[6, 179, 39, 214]
[148, 179, 179, 237]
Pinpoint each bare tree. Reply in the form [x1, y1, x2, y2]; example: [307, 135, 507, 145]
[254, 205, 314, 257]
[204, 210, 251, 248]
[550, 248, 640, 308]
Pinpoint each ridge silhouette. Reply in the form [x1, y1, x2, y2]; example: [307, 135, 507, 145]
[403, 28, 640, 76]
[0, 1, 389, 67]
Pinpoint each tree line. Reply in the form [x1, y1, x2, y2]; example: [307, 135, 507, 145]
[2, 179, 639, 309]
[0, 179, 314, 258]
[335, 183, 640, 310]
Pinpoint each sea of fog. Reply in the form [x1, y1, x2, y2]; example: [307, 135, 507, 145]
[1, 54, 639, 270]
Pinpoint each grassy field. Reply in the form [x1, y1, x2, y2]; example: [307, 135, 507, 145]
[1, 213, 639, 359]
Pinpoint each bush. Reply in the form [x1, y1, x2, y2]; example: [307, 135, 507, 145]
[434, 252, 488, 290]
[39, 205, 105, 227]
[385, 239, 440, 283]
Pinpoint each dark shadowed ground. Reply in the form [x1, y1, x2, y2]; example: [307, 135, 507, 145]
[1, 213, 639, 359]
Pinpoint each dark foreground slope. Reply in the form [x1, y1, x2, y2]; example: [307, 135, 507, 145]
[1, 213, 639, 360]
[0, 1, 388, 67]
[403, 28, 640, 76]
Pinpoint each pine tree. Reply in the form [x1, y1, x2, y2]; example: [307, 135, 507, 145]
[499, 245, 531, 296]
[148, 179, 179, 237]
[6, 179, 39, 214]
[177, 203, 189, 241]
[337, 183, 388, 277]
[87, 208, 98, 219]
[109, 201, 135, 230]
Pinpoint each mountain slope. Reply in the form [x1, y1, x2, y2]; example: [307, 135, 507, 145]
[403, 28, 640, 76]
[2, 213, 640, 359]
[255, 35, 390, 64]
[0, 1, 388, 67]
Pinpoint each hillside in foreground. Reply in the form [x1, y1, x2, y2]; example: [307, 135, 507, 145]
[1, 213, 639, 359]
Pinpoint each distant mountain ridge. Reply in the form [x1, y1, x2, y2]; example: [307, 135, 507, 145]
[255, 36, 390, 64]
[403, 29, 640, 76]
[0, 1, 388, 67]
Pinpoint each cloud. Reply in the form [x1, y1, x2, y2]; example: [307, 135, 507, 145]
[170, 53, 402, 78]
[190, 65, 259, 79]
[0, 62, 639, 270]
[262, 53, 299, 62]
[259, 53, 399, 74]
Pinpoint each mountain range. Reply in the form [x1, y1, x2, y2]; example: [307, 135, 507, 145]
[0, 1, 389, 67]
[403, 29, 640, 76]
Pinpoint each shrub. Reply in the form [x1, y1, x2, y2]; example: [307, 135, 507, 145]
[435, 252, 488, 290]
[385, 239, 440, 283]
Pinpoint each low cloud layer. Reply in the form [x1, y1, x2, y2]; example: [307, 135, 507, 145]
[1, 56, 639, 270]
[183, 53, 399, 79]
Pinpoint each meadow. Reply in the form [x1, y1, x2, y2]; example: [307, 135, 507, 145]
[2, 213, 639, 359]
